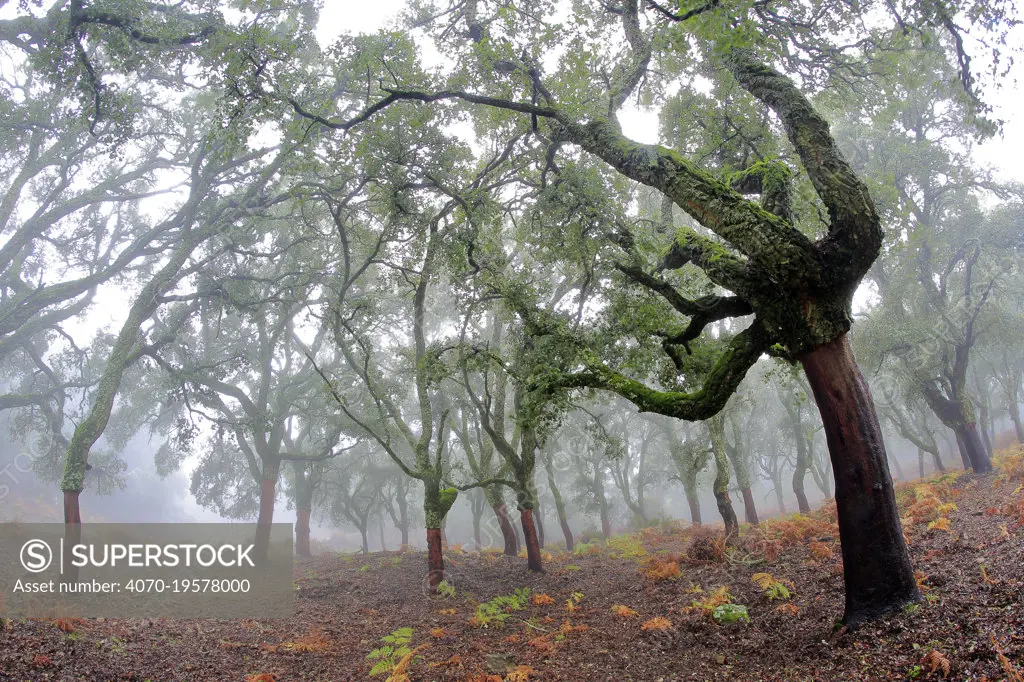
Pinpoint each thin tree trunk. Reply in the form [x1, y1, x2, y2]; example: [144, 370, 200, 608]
[683, 479, 702, 525]
[931, 450, 946, 473]
[62, 492, 82, 582]
[773, 477, 787, 516]
[520, 508, 543, 572]
[546, 461, 574, 550]
[472, 504, 482, 548]
[740, 486, 759, 526]
[799, 334, 920, 625]
[918, 448, 925, 480]
[426, 527, 444, 590]
[888, 449, 905, 481]
[379, 518, 387, 552]
[534, 502, 545, 549]
[493, 502, 518, 556]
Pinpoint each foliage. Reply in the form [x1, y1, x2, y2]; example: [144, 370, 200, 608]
[611, 604, 639, 618]
[752, 573, 794, 601]
[366, 627, 419, 678]
[469, 589, 531, 628]
[436, 580, 456, 598]
[641, 555, 682, 581]
[712, 603, 751, 625]
[640, 617, 673, 631]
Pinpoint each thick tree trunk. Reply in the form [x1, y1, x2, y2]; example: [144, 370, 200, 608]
[254, 474, 278, 561]
[472, 507, 482, 548]
[599, 503, 612, 539]
[426, 527, 444, 590]
[740, 486, 759, 526]
[520, 508, 543, 572]
[295, 508, 312, 557]
[709, 416, 739, 538]
[958, 422, 993, 474]
[63, 489, 82, 524]
[955, 431, 972, 470]
[493, 502, 518, 556]
[62, 491, 82, 582]
[359, 527, 369, 555]
[799, 334, 920, 625]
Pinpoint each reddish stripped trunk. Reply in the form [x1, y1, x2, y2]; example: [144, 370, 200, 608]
[295, 508, 311, 557]
[254, 478, 276, 561]
[520, 509, 543, 572]
[494, 503, 518, 556]
[800, 334, 919, 625]
[426, 528, 444, 590]
[63, 490, 82, 524]
[741, 486, 759, 526]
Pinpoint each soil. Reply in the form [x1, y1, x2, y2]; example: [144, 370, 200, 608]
[3, 457, 1024, 681]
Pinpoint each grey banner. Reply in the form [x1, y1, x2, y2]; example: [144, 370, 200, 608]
[0, 523, 294, 618]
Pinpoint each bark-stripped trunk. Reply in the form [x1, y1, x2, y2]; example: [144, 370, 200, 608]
[740, 486, 759, 526]
[493, 502, 518, 556]
[426, 527, 444, 590]
[800, 334, 920, 625]
[520, 508, 543, 572]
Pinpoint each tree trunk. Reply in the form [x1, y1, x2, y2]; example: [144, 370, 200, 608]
[546, 463, 574, 550]
[63, 489, 82, 524]
[740, 486, 759, 526]
[472, 505, 482, 548]
[534, 503, 545, 548]
[931, 449, 946, 473]
[426, 527, 444, 590]
[683, 479, 702, 525]
[709, 415, 739, 538]
[379, 518, 387, 552]
[799, 334, 920, 625]
[599, 503, 612, 539]
[957, 422, 993, 474]
[295, 508, 312, 557]
[359, 527, 369, 554]
[1011, 405, 1024, 444]
[493, 502, 518, 556]
[397, 478, 410, 549]
[917, 448, 925, 480]
[62, 491, 82, 582]
[254, 464, 279, 562]
[887, 448, 905, 481]
[955, 431, 972, 470]
[520, 508, 543, 572]
[773, 477, 787, 516]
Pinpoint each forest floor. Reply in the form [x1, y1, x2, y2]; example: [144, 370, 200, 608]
[3, 445, 1024, 681]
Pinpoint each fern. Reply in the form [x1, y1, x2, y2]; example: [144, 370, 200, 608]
[752, 572, 794, 600]
[366, 628, 417, 677]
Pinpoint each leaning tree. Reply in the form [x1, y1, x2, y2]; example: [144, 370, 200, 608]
[279, 0, 1020, 623]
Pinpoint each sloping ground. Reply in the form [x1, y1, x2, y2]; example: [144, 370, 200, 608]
[3, 446, 1024, 681]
